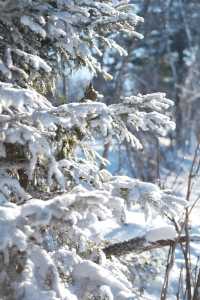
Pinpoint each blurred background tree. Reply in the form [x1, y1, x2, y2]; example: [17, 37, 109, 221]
[91, 0, 200, 182]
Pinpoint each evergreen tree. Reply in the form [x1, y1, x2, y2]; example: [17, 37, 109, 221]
[0, 1, 185, 299]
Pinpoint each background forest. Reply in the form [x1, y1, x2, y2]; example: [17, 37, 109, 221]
[67, 0, 200, 182]
[0, 0, 200, 300]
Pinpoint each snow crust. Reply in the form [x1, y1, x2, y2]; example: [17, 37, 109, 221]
[145, 226, 177, 242]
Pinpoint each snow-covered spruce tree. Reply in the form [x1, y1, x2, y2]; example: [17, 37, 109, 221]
[0, 1, 186, 299]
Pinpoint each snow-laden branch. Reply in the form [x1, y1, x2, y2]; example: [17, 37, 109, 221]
[0, 83, 175, 196]
[103, 235, 200, 257]
[0, 0, 143, 82]
[0, 189, 188, 300]
[103, 229, 200, 257]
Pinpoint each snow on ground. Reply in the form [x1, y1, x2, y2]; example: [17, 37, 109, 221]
[93, 141, 200, 299]
[79, 140, 200, 298]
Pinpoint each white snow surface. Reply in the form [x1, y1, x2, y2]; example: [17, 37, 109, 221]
[72, 260, 134, 299]
[145, 226, 177, 242]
